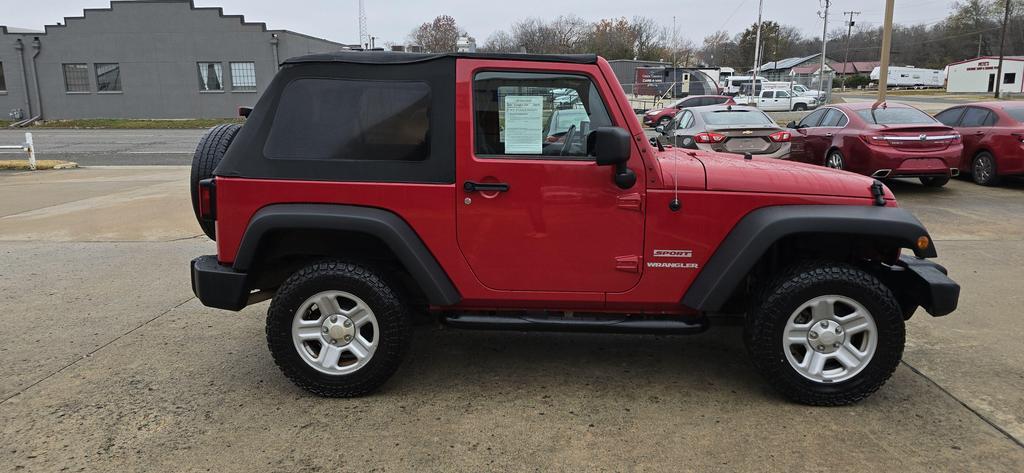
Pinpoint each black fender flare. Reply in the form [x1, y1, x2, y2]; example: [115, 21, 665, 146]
[233, 204, 461, 306]
[681, 205, 936, 312]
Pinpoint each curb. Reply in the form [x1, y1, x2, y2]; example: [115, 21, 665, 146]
[0, 160, 79, 171]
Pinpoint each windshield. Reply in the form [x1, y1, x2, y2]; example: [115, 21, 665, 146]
[856, 107, 935, 125]
[1004, 107, 1024, 123]
[702, 110, 774, 126]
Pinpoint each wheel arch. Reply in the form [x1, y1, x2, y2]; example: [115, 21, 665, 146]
[233, 204, 461, 306]
[681, 205, 937, 312]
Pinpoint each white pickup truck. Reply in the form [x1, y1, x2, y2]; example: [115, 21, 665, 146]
[734, 89, 818, 111]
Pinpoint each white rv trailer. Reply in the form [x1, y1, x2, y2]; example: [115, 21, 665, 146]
[869, 66, 945, 88]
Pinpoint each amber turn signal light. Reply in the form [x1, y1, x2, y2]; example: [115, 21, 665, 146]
[916, 236, 930, 250]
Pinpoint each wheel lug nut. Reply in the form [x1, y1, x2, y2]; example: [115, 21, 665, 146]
[321, 327, 329, 333]
[808, 331, 819, 339]
[344, 335, 352, 341]
[820, 321, 829, 328]
[833, 343, 840, 348]
[330, 315, 338, 323]
[343, 320, 352, 328]
[817, 345, 825, 351]
[329, 339, 337, 344]
[835, 327, 842, 334]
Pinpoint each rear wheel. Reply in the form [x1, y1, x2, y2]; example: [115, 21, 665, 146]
[266, 260, 412, 397]
[825, 149, 845, 170]
[190, 124, 241, 239]
[919, 175, 950, 187]
[972, 152, 1001, 186]
[745, 262, 905, 406]
[793, 103, 808, 111]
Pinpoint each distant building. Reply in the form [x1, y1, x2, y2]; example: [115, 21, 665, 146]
[946, 56, 1024, 94]
[456, 35, 476, 53]
[606, 59, 720, 97]
[0, 0, 345, 120]
[753, 54, 838, 80]
[832, 61, 881, 77]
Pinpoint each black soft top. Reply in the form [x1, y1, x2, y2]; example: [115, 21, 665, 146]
[283, 50, 599, 66]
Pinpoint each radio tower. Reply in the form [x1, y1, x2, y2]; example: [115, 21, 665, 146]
[358, 0, 368, 49]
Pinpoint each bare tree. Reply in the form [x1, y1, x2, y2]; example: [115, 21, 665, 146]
[409, 15, 461, 53]
[479, 30, 519, 52]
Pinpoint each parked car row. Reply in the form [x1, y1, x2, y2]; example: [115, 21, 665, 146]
[648, 98, 1024, 187]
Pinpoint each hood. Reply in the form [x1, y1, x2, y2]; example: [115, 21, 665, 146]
[658, 149, 894, 200]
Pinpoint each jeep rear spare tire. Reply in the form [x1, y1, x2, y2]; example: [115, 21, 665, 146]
[190, 123, 241, 240]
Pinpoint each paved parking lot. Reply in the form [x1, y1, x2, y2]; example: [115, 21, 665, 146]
[0, 165, 1022, 471]
[0, 129, 205, 166]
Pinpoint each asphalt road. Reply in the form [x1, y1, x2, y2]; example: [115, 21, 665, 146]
[0, 166, 1022, 471]
[0, 129, 205, 165]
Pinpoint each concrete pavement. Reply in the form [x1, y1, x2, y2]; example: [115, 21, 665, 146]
[0, 129, 205, 166]
[0, 166, 1022, 471]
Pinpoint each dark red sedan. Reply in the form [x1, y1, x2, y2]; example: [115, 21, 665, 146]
[787, 103, 963, 187]
[935, 101, 1024, 185]
[642, 95, 734, 127]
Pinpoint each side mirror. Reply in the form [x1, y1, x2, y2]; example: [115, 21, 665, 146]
[588, 127, 636, 189]
[786, 120, 798, 129]
[655, 125, 665, 134]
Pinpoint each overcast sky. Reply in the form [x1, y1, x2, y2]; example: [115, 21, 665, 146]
[1, 0, 958, 48]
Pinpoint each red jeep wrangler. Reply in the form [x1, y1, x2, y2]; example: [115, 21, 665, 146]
[189, 52, 959, 406]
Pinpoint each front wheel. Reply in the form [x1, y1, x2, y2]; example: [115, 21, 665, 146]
[744, 262, 905, 406]
[825, 149, 845, 170]
[266, 260, 412, 397]
[920, 175, 950, 187]
[793, 103, 808, 111]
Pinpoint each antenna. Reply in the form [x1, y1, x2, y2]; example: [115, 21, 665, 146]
[358, 0, 368, 49]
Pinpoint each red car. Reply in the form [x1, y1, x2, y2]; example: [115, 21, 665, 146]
[788, 103, 963, 187]
[935, 101, 1024, 185]
[188, 52, 958, 405]
[642, 95, 734, 127]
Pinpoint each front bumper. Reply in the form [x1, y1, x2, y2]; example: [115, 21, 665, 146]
[191, 255, 250, 311]
[892, 255, 960, 316]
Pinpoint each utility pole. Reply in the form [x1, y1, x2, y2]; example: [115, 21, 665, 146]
[995, 0, 1011, 99]
[841, 11, 860, 91]
[876, 0, 895, 107]
[817, 0, 832, 100]
[751, 0, 764, 105]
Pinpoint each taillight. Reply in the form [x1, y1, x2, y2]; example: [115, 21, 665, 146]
[861, 134, 891, 146]
[694, 132, 726, 143]
[769, 130, 791, 142]
[198, 178, 216, 220]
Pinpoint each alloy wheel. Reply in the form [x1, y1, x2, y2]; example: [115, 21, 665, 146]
[291, 290, 379, 375]
[782, 295, 878, 383]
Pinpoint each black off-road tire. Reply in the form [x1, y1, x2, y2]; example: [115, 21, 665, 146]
[266, 260, 412, 397]
[919, 175, 950, 187]
[972, 152, 1001, 186]
[190, 123, 241, 240]
[744, 261, 905, 406]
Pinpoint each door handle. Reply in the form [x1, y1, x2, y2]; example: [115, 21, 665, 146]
[975, 131, 985, 135]
[825, 132, 834, 137]
[464, 181, 510, 193]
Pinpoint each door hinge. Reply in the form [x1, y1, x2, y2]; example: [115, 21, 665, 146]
[616, 193, 643, 212]
[614, 255, 641, 273]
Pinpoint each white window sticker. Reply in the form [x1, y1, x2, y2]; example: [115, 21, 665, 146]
[503, 95, 543, 154]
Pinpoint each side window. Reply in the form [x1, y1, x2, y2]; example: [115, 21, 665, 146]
[472, 71, 613, 158]
[983, 111, 998, 126]
[935, 108, 965, 127]
[679, 110, 694, 129]
[761, 91, 772, 99]
[0, 61, 7, 92]
[836, 113, 849, 127]
[960, 107, 991, 127]
[798, 108, 828, 127]
[820, 108, 844, 127]
[1004, 72, 1016, 84]
[265, 78, 431, 161]
[776, 90, 791, 98]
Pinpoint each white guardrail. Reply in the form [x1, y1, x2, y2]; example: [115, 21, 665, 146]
[0, 132, 36, 170]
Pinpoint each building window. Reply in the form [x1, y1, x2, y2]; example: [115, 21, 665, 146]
[63, 63, 90, 93]
[1004, 72, 1016, 84]
[230, 62, 256, 91]
[197, 62, 223, 91]
[0, 62, 7, 92]
[95, 63, 121, 92]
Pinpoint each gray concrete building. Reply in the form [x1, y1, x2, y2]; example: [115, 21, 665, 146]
[0, 0, 346, 120]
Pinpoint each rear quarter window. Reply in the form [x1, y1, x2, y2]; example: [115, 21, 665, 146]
[264, 78, 431, 161]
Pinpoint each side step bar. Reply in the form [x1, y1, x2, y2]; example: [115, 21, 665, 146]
[443, 314, 709, 335]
